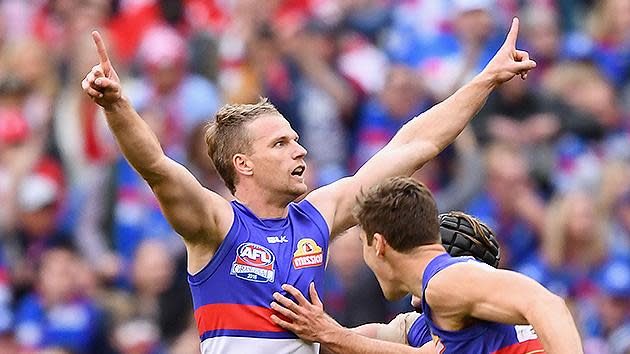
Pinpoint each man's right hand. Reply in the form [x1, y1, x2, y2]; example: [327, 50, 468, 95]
[81, 31, 122, 109]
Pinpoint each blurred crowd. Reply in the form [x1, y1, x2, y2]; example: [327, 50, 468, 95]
[0, 0, 629, 353]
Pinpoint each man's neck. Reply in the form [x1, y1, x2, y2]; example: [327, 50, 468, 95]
[234, 186, 293, 219]
[397, 245, 447, 298]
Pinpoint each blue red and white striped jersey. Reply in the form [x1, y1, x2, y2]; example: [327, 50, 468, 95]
[420, 253, 545, 354]
[188, 200, 329, 354]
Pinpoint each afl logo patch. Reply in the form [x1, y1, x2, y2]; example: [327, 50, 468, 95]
[230, 242, 276, 283]
[292, 238, 323, 269]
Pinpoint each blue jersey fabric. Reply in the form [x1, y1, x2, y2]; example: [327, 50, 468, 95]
[0, 255, 12, 335]
[420, 254, 544, 354]
[407, 313, 432, 348]
[14, 294, 102, 353]
[188, 199, 329, 341]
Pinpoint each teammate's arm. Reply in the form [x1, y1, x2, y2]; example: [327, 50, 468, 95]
[425, 263, 583, 354]
[81, 32, 232, 249]
[270, 284, 430, 354]
[306, 18, 536, 236]
[350, 311, 419, 345]
[319, 329, 431, 354]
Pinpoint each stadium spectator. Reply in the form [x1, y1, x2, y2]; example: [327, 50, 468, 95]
[322, 227, 393, 327]
[581, 257, 630, 354]
[519, 190, 608, 300]
[13, 247, 103, 353]
[466, 142, 545, 268]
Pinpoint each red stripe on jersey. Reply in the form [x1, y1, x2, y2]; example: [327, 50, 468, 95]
[0, 269, 8, 284]
[492, 339, 545, 354]
[194, 304, 288, 335]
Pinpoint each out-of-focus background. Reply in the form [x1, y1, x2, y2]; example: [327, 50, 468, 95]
[0, 0, 629, 353]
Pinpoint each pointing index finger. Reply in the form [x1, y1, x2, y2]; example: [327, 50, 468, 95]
[91, 31, 112, 76]
[504, 17, 520, 49]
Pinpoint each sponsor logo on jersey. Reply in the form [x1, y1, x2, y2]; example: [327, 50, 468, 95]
[432, 335, 446, 354]
[230, 242, 275, 283]
[292, 238, 323, 269]
[267, 235, 288, 244]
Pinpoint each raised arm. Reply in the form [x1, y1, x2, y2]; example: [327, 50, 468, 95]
[425, 263, 583, 354]
[81, 32, 232, 258]
[306, 18, 536, 236]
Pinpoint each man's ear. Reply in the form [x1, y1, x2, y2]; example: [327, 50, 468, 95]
[233, 153, 254, 176]
[373, 233, 389, 257]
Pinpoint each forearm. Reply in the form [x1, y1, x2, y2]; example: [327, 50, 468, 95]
[526, 295, 583, 354]
[391, 17, 536, 156]
[393, 72, 496, 158]
[102, 97, 165, 181]
[316, 74, 495, 233]
[321, 327, 418, 354]
[351, 324, 380, 339]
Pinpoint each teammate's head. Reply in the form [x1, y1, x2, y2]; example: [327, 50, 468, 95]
[411, 211, 501, 309]
[205, 98, 308, 197]
[353, 176, 440, 251]
[353, 177, 440, 300]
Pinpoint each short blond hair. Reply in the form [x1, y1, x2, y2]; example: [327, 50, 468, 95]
[205, 97, 280, 194]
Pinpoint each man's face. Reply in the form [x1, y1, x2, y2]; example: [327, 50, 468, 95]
[455, 9, 494, 45]
[245, 114, 308, 199]
[38, 249, 78, 305]
[359, 228, 407, 301]
[380, 66, 424, 120]
[149, 64, 184, 94]
[19, 204, 58, 238]
[133, 241, 174, 296]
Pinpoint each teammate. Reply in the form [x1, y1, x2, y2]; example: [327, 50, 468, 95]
[270, 177, 583, 353]
[348, 211, 503, 353]
[81, 18, 535, 354]
[274, 211, 515, 354]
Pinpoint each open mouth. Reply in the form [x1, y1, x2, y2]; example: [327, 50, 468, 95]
[291, 165, 305, 177]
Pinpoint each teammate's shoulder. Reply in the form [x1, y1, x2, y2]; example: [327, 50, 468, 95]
[425, 260, 494, 298]
[434, 258, 496, 282]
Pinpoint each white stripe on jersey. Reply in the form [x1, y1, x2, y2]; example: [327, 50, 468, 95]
[200, 336, 320, 354]
[515, 325, 538, 342]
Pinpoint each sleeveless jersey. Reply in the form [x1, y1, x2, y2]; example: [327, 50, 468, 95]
[188, 200, 329, 354]
[407, 313, 432, 348]
[420, 254, 545, 354]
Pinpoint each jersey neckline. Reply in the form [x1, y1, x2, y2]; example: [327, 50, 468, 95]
[231, 200, 291, 231]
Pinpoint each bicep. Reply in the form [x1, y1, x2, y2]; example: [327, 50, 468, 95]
[149, 156, 232, 243]
[468, 268, 550, 324]
[426, 264, 549, 325]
